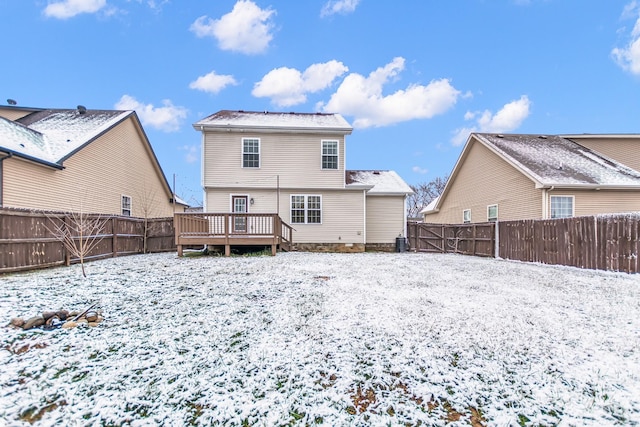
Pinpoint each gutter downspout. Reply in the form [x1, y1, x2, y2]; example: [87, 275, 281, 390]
[363, 189, 367, 246]
[542, 186, 555, 219]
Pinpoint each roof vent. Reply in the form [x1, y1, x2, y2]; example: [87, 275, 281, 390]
[373, 171, 380, 175]
[538, 135, 547, 139]
[497, 134, 504, 138]
[263, 110, 268, 114]
[7, 99, 17, 105]
[77, 105, 87, 114]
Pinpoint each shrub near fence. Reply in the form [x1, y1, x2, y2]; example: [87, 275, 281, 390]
[0, 208, 175, 274]
[408, 214, 640, 273]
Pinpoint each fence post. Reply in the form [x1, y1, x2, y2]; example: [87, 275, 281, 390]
[494, 221, 499, 259]
[112, 217, 118, 258]
[63, 215, 71, 266]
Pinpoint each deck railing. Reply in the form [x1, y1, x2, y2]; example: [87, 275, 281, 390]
[174, 212, 293, 256]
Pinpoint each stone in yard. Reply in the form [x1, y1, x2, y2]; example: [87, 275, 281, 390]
[56, 310, 69, 321]
[85, 312, 98, 322]
[45, 316, 61, 327]
[62, 321, 78, 329]
[42, 311, 57, 321]
[9, 318, 25, 328]
[23, 316, 45, 330]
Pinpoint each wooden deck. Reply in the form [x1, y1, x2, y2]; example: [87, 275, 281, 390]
[174, 212, 293, 256]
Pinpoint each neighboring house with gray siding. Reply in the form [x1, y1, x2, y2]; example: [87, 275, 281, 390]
[194, 110, 413, 252]
[0, 104, 186, 217]
[422, 133, 640, 224]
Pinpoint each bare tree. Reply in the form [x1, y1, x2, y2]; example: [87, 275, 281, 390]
[136, 183, 159, 253]
[406, 175, 448, 219]
[46, 209, 109, 278]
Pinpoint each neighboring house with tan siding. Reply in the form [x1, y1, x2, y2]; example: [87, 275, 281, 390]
[422, 133, 640, 224]
[194, 110, 413, 251]
[0, 104, 186, 217]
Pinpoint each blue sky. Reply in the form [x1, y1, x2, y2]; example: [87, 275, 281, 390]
[2, 1, 640, 206]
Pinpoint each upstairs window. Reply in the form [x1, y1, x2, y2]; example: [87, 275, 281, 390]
[122, 195, 132, 217]
[242, 138, 260, 168]
[550, 195, 574, 219]
[322, 140, 338, 170]
[291, 195, 322, 224]
[463, 209, 471, 224]
[487, 204, 498, 222]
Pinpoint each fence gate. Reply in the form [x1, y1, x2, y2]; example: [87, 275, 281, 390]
[407, 222, 495, 257]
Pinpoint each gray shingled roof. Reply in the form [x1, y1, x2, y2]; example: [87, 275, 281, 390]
[475, 133, 640, 187]
[194, 110, 353, 132]
[346, 170, 413, 194]
[1, 109, 131, 165]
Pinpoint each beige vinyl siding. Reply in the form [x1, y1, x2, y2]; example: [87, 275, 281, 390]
[366, 195, 406, 243]
[570, 137, 640, 173]
[548, 189, 640, 217]
[205, 187, 365, 243]
[202, 131, 346, 190]
[0, 107, 33, 121]
[3, 117, 178, 217]
[426, 139, 542, 223]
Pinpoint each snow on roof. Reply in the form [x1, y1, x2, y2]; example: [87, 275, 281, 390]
[1, 109, 132, 165]
[194, 110, 353, 132]
[420, 195, 440, 214]
[346, 170, 413, 194]
[475, 133, 640, 187]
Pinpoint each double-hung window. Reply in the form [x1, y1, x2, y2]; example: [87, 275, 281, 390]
[291, 195, 322, 224]
[487, 204, 498, 222]
[550, 195, 574, 219]
[122, 195, 132, 217]
[242, 138, 260, 168]
[322, 140, 338, 170]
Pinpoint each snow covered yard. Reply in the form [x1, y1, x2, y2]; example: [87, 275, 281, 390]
[1, 252, 639, 426]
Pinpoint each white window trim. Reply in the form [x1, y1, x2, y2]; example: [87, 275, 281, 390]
[550, 195, 575, 219]
[487, 204, 498, 222]
[121, 194, 132, 217]
[230, 194, 250, 213]
[241, 137, 261, 169]
[290, 194, 323, 225]
[463, 209, 471, 224]
[321, 140, 339, 170]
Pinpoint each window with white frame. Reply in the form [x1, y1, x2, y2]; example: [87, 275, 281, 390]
[290, 195, 322, 224]
[550, 195, 574, 219]
[487, 204, 498, 222]
[463, 209, 471, 224]
[122, 195, 132, 216]
[242, 138, 260, 168]
[321, 140, 338, 170]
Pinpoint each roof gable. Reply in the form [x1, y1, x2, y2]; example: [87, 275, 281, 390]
[12, 109, 132, 164]
[194, 110, 353, 133]
[476, 133, 640, 187]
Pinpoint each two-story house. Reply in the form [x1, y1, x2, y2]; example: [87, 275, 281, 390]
[193, 110, 413, 252]
[0, 104, 186, 217]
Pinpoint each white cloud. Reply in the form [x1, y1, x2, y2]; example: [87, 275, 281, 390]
[612, 2, 640, 74]
[321, 0, 360, 17]
[451, 95, 532, 146]
[179, 145, 199, 163]
[115, 95, 188, 132]
[189, 71, 237, 94]
[412, 166, 428, 174]
[252, 60, 348, 107]
[44, 0, 107, 19]
[319, 57, 460, 128]
[190, 0, 275, 55]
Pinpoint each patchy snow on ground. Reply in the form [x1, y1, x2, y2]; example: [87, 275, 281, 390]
[1, 252, 639, 426]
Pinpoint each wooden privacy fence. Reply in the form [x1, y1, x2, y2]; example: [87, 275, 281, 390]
[0, 208, 175, 274]
[408, 214, 640, 273]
